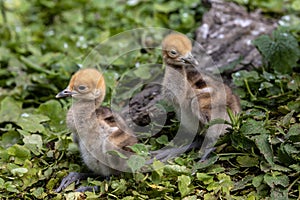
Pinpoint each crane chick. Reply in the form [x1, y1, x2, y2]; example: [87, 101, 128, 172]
[160, 33, 241, 160]
[55, 68, 137, 192]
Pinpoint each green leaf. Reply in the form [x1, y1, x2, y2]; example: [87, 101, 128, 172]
[182, 195, 197, 200]
[4, 181, 19, 193]
[103, 70, 118, 90]
[262, 71, 276, 81]
[106, 150, 128, 159]
[193, 155, 219, 170]
[196, 173, 214, 185]
[20, 56, 55, 75]
[7, 144, 31, 164]
[204, 193, 216, 200]
[282, 110, 295, 127]
[208, 164, 225, 174]
[180, 11, 195, 29]
[259, 82, 273, 91]
[122, 197, 135, 200]
[232, 70, 260, 87]
[23, 134, 43, 149]
[292, 0, 300, 11]
[36, 100, 66, 132]
[17, 113, 49, 133]
[151, 160, 164, 184]
[287, 100, 300, 112]
[178, 175, 191, 197]
[127, 155, 146, 172]
[253, 134, 274, 166]
[285, 124, 300, 142]
[240, 119, 269, 135]
[32, 187, 47, 199]
[270, 187, 288, 200]
[0, 131, 21, 149]
[289, 164, 300, 172]
[10, 167, 28, 176]
[264, 173, 289, 188]
[272, 164, 292, 172]
[287, 75, 300, 91]
[206, 173, 233, 196]
[216, 173, 234, 196]
[156, 135, 169, 145]
[152, 160, 164, 177]
[253, 30, 300, 74]
[0, 96, 22, 123]
[230, 132, 256, 151]
[164, 164, 189, 175]
[128, 143, 148, 156]
[279, 143, 299, 164]
[0, 148, 10, 162]
[278, 143, 295, 165]
[23, 134, 43, 155]
[154, 2, 181, 13]
[0, 178, 4, 189]
[111, 179, 127, 195]
[236, 156, 259, 167]
[133, 66, 151, 80]
[252, 175, 264, 188]
[234, 176, 255, 192]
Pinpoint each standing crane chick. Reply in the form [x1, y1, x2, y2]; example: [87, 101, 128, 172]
[55, 68, 137, 192]
[160, 33, 241, 160]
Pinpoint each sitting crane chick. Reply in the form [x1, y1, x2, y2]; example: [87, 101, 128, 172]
[159, 33, 241, 161]
[55, 68, 138, 192]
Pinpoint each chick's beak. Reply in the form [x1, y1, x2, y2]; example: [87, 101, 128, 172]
[181, 53, 199, 66]
[56, 88, 74, 98]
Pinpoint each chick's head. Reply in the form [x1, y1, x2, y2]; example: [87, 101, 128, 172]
[162, 33, 198, 66]
[56, 68, 106, 101]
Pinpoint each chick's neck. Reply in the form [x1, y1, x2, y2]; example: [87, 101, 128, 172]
[70, 97, 103, 139]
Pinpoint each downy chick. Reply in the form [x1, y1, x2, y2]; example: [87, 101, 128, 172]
[55, 68, 137, 192]
[160, 33, 241, 160]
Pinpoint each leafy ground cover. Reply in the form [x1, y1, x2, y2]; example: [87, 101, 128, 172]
[0, 0, 299, 199]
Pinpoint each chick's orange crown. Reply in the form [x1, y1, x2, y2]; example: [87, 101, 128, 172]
[68, 68, 106, 94]
[162, 33, 192, 56]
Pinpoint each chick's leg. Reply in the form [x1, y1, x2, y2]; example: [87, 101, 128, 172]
[147, 135, 203, 164]
[55, 172, 103, 192]
[76, 185, 100, 192]
[198, 121, 228, 162]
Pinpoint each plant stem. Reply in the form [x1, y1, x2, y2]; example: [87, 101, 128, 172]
[0, 0, 7, 24]
[287, 174, 300, 193]
[244, 79, 256, 100]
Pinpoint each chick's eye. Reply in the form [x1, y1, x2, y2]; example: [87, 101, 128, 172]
[169, 49, 177, 56]
[78, 85, 87, 91]
[170, 49, 177, 55]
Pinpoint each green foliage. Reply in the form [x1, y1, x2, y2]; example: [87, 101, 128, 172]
[253, 30, 300, 74]
[127, 155, 146, 172]
[178, 175, 192, 197]
[232, 0, 300, 13]
[224, 27, 300, 199]
[0, 0, 300, 199]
